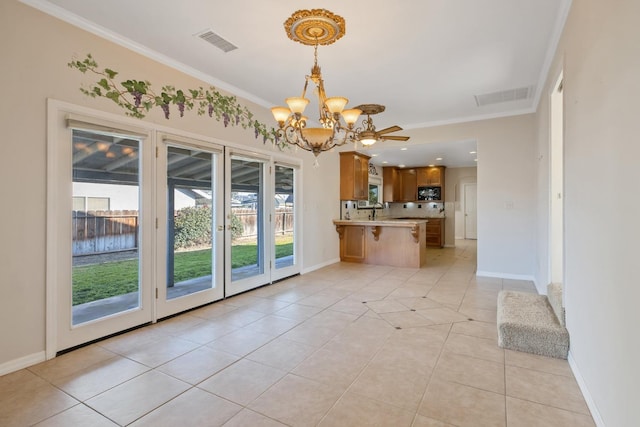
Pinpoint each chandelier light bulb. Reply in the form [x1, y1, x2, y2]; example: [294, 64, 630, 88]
[324, 97, 348, 114]
[341, 108, 362, 126]
[271, 106, 291, 124]
[285, 97, 310, 114]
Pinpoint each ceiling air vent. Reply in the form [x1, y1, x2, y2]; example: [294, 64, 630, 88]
[474, 86, 534, 107]
[196, 29, 238, 53]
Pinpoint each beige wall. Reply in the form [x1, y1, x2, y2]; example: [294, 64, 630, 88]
[534, 0, 640, 424]
[405, 114, 537, 278]
[0, 1, 342, 367]
[443, 167, 477, 244]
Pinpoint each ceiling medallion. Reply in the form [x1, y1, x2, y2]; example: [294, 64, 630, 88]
[284, 9, 346, 46]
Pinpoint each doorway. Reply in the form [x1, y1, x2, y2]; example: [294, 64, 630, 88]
[463, 183, 478, 239]
[224, 151, 271, 296]
[550, 72, 564, 285]
[155, 136, 225, 319]
[52, 121, 155, 352]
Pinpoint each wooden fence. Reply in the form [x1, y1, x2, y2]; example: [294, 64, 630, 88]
[231, 208, 294, 238]
[72, 210, 138, 255]
[72, 208, 293, 255]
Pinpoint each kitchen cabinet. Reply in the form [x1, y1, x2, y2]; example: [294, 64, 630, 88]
[334, 219, 427, 267]
[383, 166, 417, 202]
[417, 166, 445, 186]
[425, 218, 444, 248]
[340, 151, 370, 200]
[382, 167, 401, 202]
[399, 169, 417, 202]
[339, 225, 366, 262]
[383, 166, 445, 202]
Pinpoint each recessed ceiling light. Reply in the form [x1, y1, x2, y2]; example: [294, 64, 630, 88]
[428, 164, 435, 167]
[371, 153, 378, 157]
[398, 164, 405, 168]
[382, 161, 388, 164]
[400, 148, 408, 151]
[436, 157, 443, 161]
[470, 151, 477, 154]
[474, 158, 478, 162]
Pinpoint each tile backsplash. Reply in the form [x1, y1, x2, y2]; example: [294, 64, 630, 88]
[340, 201, 445, 220]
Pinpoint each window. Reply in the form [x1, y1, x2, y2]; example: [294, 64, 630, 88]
[72, 196, 110, 211]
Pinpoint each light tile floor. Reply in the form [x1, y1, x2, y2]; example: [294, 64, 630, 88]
[0, 240, 595, 426]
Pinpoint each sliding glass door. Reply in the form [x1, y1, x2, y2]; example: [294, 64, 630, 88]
[49, 105, 301, 354]
[225, 150, 271, 296]
[54, 122, 153, 352]
[156, 137, 224, 318]
[272, 163, 299, 281]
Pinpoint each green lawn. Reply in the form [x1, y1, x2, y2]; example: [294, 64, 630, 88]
[72, 238, 294, 305]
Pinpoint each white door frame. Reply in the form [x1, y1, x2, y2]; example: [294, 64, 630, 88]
[549, 70, 564, 286]
[270, 161, 302, 282]
[47, 101, 155, 356]
[46, 100, 304, 358]
[224, 148, 272, 296]
[155, 135, 225, 319]
[462, 182, 478, 239]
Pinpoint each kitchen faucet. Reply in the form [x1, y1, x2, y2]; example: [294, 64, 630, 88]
[370, 202, 384, 220]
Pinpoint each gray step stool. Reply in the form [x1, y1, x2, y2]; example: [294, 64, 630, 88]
[497, 283, 569, 359]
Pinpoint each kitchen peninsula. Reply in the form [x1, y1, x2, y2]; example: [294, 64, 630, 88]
[333, 219, 427, 268]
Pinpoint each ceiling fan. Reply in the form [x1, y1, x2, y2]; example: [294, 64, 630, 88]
[354, 104, 410, 145]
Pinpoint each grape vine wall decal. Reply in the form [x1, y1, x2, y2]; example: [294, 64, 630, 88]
[68, 54, 281, 147]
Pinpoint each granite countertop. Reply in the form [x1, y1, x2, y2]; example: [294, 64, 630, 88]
[333, 218, 429, 227]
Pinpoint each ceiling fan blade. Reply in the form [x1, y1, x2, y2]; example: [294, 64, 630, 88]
[376, 125, 403, 135]
[381, 135, 410, 141]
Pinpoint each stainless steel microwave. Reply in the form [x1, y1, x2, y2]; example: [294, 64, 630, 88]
[417, 186, 441, 201]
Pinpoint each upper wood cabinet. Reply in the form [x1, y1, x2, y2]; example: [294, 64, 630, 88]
[384, 165, 446, 202]
[417, 166, 445, 186]
[340, 151, 370, 200]
[399, 169, 417, 202]
[382, 167, 400, 202]
[383, 167, 418, 202]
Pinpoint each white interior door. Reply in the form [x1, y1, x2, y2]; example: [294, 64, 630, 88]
[464, 183, 478, 239]
[155, 136, 225, 319]
[225, 149, 271, 296]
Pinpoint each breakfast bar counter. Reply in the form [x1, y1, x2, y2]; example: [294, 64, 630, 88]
[333, 219, 428, 268]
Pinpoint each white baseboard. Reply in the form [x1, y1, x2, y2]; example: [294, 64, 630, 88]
[568, 351, 605, 427]
[302, 258, 340, 275]
[0, 351, 46, 376]
[476, 270, 536, 283]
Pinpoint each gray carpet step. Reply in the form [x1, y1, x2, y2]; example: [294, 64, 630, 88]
[497, 290, 569, 359]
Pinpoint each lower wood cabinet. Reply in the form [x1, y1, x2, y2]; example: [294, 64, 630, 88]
[334, 221, 427, 267]
[425, 218, 444, 248]
[340, 225, 366, 262]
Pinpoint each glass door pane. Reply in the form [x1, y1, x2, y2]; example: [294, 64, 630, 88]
[274, 165, 296, 276]
[156, 141, 224, 319]
[71, 129, 141, 325]
[166, 147, 217, 300]
[226, 153, 270, 295]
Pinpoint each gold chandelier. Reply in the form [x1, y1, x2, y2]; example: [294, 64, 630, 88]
[271, 9, 376, 162]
